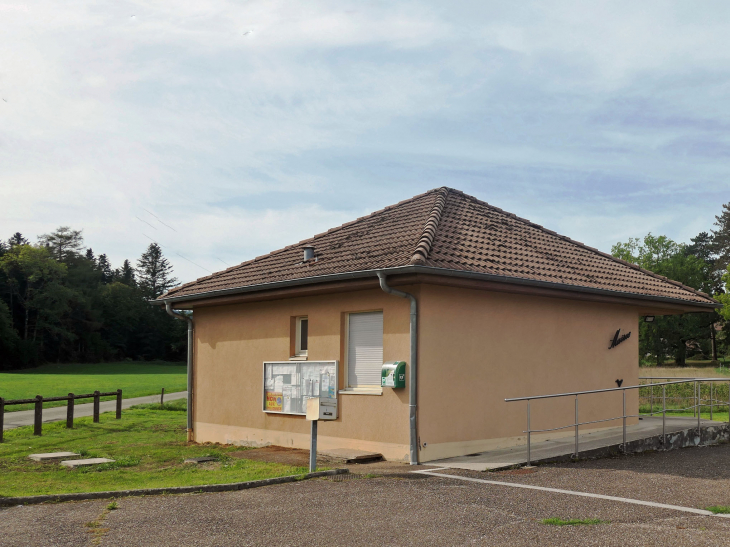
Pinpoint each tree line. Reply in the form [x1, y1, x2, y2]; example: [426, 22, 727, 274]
[611, 203, 730, 366]
[3, 203, 730, 370]
[0, 227, 186, 369]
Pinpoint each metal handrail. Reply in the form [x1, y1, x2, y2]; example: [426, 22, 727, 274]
[505, 378, 730, 466]
[639, 376, 730, 380]
[506, 378, 698, 402]
[639, 376, 730, 420]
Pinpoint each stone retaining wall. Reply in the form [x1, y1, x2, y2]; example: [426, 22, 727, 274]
[538, 423, 730, 465]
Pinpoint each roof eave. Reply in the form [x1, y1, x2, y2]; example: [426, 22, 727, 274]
[154, 265, 720, 311]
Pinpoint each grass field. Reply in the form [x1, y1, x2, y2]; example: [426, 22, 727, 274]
[0, 361, 186, 412]
[0, 399, 307, 497]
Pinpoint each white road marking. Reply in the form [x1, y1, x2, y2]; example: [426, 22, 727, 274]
[412, 468, 730, 518]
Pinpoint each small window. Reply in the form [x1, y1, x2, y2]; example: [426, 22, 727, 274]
[347, 311, 383, 387]
[295, 317, 308, 357]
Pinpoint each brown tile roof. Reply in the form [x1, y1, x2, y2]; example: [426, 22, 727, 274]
[161, 187, 716, 306]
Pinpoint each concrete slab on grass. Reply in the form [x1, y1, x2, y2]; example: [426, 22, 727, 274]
[29, 452, 80, 462]
[184, 457, 217, 464]
[321, 449, 383, 463]
[60, 458, 114, 468]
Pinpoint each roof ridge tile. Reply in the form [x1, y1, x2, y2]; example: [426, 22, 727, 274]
[411, 187, 449, 265]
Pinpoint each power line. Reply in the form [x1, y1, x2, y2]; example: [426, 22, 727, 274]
[135, 216, 157, 230]
[141, 208, 178, 232]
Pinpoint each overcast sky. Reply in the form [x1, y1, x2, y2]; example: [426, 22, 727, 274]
[2, 1, 730, 283]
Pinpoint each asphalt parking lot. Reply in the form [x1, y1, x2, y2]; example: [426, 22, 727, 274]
[3, 444, 730, 546]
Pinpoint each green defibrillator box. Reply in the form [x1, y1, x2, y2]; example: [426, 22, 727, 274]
[381, 361, 406, 388]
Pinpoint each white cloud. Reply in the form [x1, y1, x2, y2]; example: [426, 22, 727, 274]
[2, 1, 730, 282]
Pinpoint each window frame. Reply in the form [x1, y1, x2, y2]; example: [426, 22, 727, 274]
[342, 310, 384, 394]
[294, 316, 308, 358]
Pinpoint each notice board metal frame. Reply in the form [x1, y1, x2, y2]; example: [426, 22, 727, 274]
[262, 360, 338, 416]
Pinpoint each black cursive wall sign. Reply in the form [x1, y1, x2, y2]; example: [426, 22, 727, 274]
[609, 329, 631, 349]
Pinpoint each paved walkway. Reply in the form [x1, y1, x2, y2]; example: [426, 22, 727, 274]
[2, 391, 187, 430]
[430, 416, 726, 470]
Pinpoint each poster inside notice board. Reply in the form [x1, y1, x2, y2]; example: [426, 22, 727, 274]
[263, 361, 338, 415]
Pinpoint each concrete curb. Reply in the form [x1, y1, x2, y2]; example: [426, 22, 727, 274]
[0, 468, 349, 506]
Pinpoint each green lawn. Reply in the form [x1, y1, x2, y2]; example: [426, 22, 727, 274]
[639, 408, 730, 423]
[0, 361, 187, 412]
[0, 400, 307, 497]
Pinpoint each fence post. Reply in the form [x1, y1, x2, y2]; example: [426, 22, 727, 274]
[622, 390, 626, 454]
[116, 389, 122, 419]
[711, 382, 714, 421]
[696, 381, 700, 435]
[526, 400, 531, 467]
[662, 385, 666, 448]
[0, 397, 4, 443]
[66, 393, 74, 428]
[161, 387, 165, 407]
[93, 391, 100, 423]
[34, 395, 42, 436]
[728, 381, 730, 426]
[574, 395, 579, 459]
[650, 380, 654, 416]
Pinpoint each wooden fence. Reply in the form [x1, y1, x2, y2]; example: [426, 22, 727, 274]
[0, 390, 122, 442]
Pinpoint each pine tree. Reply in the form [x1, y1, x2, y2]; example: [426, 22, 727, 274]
[7, 232, 29, 247]
[97, 254, 113, 284]
[85, 248, 96, 264]
[712, 203, 730, 273]
[116, 259, 136, 286]
[38, 227, 84, 262]
[136, 243, 178, 299]
[686, 231, 720, 294]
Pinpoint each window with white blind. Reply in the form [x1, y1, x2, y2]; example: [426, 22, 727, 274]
[346, 311, 384, 388]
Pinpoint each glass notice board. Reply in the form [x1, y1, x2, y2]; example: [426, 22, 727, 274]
[263, 361, 338, 415]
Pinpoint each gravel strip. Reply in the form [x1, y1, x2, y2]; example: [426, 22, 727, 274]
[0, 499, 108, 547]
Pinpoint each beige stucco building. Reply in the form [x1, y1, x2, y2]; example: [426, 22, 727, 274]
[159, 188, 717, 463]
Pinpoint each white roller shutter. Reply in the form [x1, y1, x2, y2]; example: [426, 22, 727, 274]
[347, 311, 383, 387]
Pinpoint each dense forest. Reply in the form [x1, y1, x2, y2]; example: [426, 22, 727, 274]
[0, 227, 186, 369]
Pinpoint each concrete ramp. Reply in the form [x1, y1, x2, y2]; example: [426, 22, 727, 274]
[429, 417, 729, 471]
